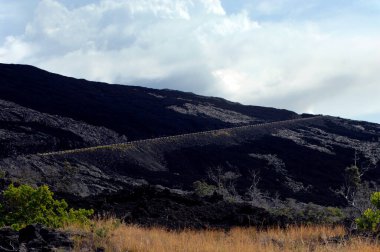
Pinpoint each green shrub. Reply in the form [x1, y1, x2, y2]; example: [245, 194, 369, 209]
[345, 165, 361, 190]
[193, 181, 217, 197]
[356, 192, 380, 232]
[370, 192, 380, 209]
[271, 200, 345, 225]
[0, 184, 94, 230]
[300, 205, 344, 225]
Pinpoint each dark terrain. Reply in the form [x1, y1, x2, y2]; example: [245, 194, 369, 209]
[0, 63, 380, 228]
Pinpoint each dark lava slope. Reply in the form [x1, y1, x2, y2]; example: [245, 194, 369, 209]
[1, 63, 380, 228]
[0, 63, 297, 143]
[0, 99, 127, 157]
[3, 115, 379, 206]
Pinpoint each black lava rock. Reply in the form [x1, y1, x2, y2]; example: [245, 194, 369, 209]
[0, 224, 73, 252]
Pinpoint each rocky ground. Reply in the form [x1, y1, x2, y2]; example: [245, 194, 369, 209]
[0, 99, 127, 158]
[2, 115, 379, 207]
[0, 224, 73, 251]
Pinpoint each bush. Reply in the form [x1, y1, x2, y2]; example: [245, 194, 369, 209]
[356, 192, 380, 232]
[370, 192, 380, 209]
[193, 181, 217, 197]
[270, 199, 345, 225]
[0, 184, 94, 230]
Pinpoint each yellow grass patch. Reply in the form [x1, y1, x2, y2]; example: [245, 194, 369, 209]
[64, 218, 380, 252]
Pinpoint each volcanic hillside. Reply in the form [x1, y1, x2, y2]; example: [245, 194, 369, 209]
[0, 63, 296, 143]
[1, 63, 380, 227]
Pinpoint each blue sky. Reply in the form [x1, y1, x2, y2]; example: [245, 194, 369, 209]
[1, 0, 380, 123]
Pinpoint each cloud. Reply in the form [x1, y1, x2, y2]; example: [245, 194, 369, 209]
[0, 36, 35, 62]
[1, 0, 380, 122]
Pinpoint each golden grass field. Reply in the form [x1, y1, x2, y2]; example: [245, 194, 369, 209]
[64, 218, 380, 252]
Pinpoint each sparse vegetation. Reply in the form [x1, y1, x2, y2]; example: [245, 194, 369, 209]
[0, 184, 93, 230]
[265, 198, 345, 225]
[356, 191, 380, 232]
[193, 180, 217, 197]
[246, 169, 269, 208]
[65, 218, 380, 252]
[199, 166, 347, 226]
[335, 164, 363, 211]
[327, 159, 380, 235]
[207, 166, 241, 202]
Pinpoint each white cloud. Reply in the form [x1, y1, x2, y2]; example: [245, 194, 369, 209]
[0, 36, 34, 62]
[1, 0, 380, 122]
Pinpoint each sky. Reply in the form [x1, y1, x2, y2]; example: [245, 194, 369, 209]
[1, 0, 380, 123]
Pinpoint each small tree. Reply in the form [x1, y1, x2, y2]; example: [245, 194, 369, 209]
[246, 169, 269, 208]
[345, 165, 361, 190]
[0, 184, 94, 230]
[356, 192, 380, 232]
[207, 166, 241, 201]
[333, 164, 372, 212]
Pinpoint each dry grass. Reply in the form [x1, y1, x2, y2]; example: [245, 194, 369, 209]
[63, 218, 380, 252]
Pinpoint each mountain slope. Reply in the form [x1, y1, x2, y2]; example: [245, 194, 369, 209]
[0, 63, 380, 228]
[0, 63, 297, 143]
[2, 115, 379, 206]
[0, 99, 127, 157]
